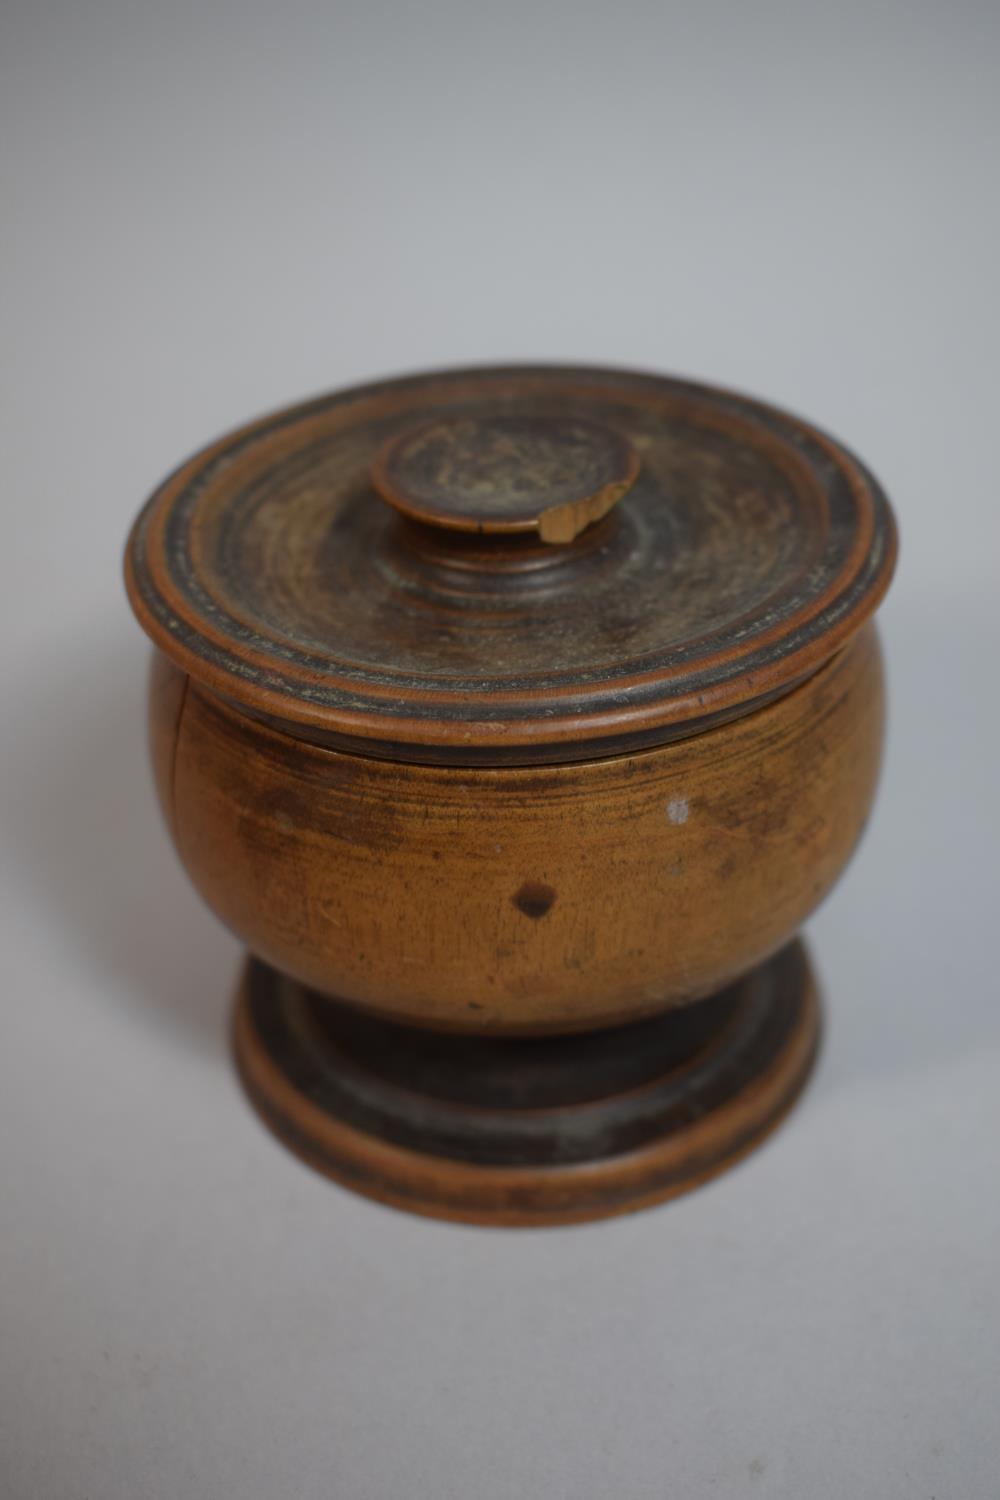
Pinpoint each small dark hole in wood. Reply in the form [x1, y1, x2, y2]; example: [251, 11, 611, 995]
[513, 881, 556, 919]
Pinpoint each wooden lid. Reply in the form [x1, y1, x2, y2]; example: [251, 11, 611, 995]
[125, 365, 897, 765]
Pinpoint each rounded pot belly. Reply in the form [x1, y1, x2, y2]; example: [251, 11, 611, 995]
[149, 626, 885, 1035]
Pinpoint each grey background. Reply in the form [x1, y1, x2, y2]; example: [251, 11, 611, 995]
[2, 1, 999, 1495]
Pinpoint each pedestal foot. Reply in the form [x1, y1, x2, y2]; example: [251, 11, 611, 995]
[233, 941, 820, 1227]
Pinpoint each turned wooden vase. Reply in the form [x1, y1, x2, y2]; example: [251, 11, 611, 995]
[125, 365, 897, 1225]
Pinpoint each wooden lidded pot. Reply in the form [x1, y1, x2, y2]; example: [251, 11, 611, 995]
[125, 366, 897, 1225]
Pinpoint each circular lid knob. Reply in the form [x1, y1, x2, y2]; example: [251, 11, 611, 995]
[372, 413, 640, 544]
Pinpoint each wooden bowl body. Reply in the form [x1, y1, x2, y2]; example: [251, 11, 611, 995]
[150, 625, 884, 1037]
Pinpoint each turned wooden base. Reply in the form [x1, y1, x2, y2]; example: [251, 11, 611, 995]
[233, 942, 820, 1227]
